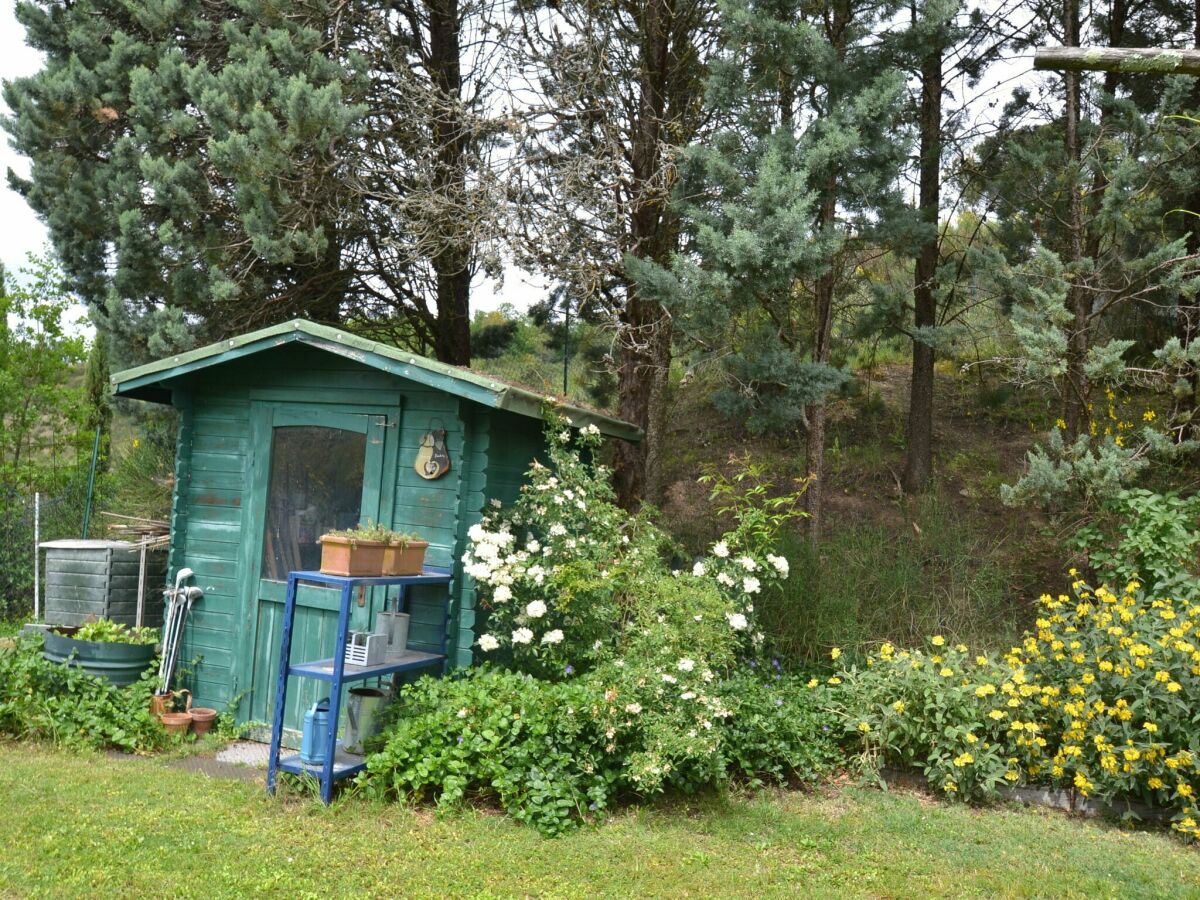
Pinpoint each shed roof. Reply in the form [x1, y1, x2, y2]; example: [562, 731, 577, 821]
[111, 319, 642, 442]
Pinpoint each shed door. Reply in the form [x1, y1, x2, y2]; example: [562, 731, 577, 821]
[245, 405, 395, 732]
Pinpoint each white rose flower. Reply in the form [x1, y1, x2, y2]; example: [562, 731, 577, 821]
[526, 539, 541, 553]
[468, 523, 488, 543]
[490, 498, 503, 509]
[493, 584, 513, 603]
[677, 658, 696, 672]
[726, 612, 749, 631]
[625, 703, 642, 714]
[712, 541, 729, 558]
[541, 629, 564, 645]
[766, 554, 789, 577]
[716, 572, 734, 587]
[583, 423, 600, 435]
[549, 523, 567, 537]
[475, 542, 499, 561]
[661, 673, 677, 684]
[512, 627, 534, 645]
[681, 691, 696, 701]
[558, 430, 571, 442]
[525, 599, 547, 619]
[477, 634, 499, 652]
[743, 576, 761, 594]
[737, 556, 757, 571]
[457, 707, 469, 718]
[692, 561, 706, 577]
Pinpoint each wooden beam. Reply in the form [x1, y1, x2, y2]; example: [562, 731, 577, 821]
[1034, 46, 1200, 76]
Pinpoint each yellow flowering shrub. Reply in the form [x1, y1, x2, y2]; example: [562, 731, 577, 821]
[828, 578, 1200, 839]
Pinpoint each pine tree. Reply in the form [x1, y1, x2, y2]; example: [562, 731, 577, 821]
[508, 0, 719, 507]
[631, 0, 910, 540]
[4, 0, 508, 365]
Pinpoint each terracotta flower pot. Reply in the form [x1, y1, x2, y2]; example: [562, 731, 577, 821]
[161, 711, 192, 736]
[319, 535, 388, 576]
[383, 540, 429, 576]
[150, 689, 191, 719]
[189, 707, 218, 737]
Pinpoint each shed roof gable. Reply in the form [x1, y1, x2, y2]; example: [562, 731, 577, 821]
[111, 319, 642, 442]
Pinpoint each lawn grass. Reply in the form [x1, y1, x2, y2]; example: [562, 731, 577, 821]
[1, 745, 1198, 898]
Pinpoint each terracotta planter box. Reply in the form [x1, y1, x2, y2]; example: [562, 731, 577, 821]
[318, 535, 389, 576]
[384, 541, 429, 576]
[319, 535, 429, 577]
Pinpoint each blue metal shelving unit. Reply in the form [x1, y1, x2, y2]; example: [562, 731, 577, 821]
[265, 568, 453, 804]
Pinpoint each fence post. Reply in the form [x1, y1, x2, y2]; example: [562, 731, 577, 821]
[33, 491, 40, 622]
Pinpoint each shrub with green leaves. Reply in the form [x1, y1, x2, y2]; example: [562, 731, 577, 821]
[360, 666, 840, 836]
[0, 634, 165, 752]
[1069, 489, 1200, 594]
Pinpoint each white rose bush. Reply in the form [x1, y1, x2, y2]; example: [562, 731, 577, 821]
[362, 411, 838, 835]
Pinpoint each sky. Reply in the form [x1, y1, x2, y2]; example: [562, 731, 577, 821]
[0, 6, 50, 282]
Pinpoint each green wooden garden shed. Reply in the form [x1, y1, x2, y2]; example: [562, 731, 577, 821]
[111, 319, 640, 732]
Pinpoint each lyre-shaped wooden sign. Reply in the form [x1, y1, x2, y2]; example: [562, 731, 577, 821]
[414, 428, 451, 480]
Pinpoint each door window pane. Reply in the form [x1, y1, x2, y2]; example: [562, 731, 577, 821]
[261, 426, 366, 581]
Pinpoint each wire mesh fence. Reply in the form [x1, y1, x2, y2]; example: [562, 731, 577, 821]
[0, 476, 92, 621]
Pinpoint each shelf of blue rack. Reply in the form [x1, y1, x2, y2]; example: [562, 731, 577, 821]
[276, 746, 369, 780]
[289, 648, 445, 682]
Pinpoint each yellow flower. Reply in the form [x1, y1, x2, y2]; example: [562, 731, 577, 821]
[1144, 722, 1158, 733]
[1149, 777, 1165, 790]
[1143, 409, 1157, 422]
[939, 667, 954, 677]
[827, 677, 842, 685]
[892, 701, 906, 714]
[1168, 681, 1182, 693]
[1181, 784, 1195, 798]
[965, 733, 978, 744]
[806, 678, 819, 689]
[988, 709, 1006, 720]
[830, 647, 842, 660]
[953, 752, 974, 767]
[1056, 418, 1067, 429]
[131, 438, 141, 448]
[931, 635, 946, 647]
[857, 721, 871, 733]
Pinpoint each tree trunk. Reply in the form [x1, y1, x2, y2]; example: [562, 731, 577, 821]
[902, 40, 943, 495]
[1183, 0, 1200, 425]
[1062, 0, 1090, 439]
[427, 0, 472, 366]
[1034, 46, 1200, 76]
[806, 189, 837, 545]
[614, 293, 672, 507]
[614, 0, 675, 510]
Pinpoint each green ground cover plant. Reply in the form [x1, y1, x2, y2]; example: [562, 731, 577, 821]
[0, 634, 165, 752]
[361, 667, 840, 836]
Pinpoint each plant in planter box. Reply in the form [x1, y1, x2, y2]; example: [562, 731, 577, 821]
[43, 619, 160, 686]
[320, 523, 429, 576]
